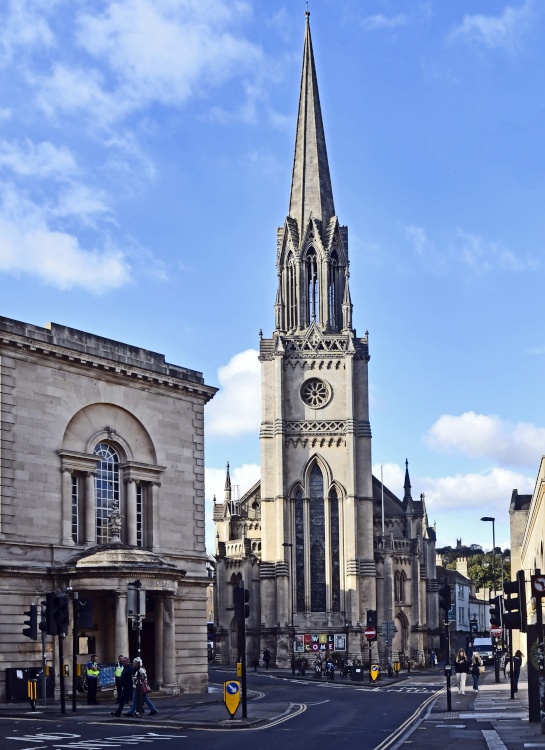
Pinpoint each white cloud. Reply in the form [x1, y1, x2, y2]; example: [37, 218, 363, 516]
[457, 229, 538, 273]
[205, 349, 261, 437]
[0, 0, 54, 63]
[375, 460, 532, 550]
[404, 224, 538, 275]
[0, 139, 78, 178]
[51, 182, 112, 223]
[205, 462, 261, 552]
[449, 1, 533, 51]
[32, 0, 262, 125]
[361, 13, 408, 32]
[0, 185, 131, 293]
[424, 412, 545, 468]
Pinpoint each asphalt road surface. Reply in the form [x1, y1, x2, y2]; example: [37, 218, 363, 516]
[1, 669, 444, 750]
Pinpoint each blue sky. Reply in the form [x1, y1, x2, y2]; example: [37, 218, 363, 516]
[1, 0, 544, 555]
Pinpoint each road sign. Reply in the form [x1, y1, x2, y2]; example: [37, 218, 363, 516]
[364, 626, 377, 640]
[490, 626, 502, 638]
[223, 680, 241, 718]
[532, 575, 545, 596]
[370, 664, 380, 682]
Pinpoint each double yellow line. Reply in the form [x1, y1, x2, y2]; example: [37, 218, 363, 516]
[372, 688, 444, 750]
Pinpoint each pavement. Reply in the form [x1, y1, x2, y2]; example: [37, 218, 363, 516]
[0, 665, 544, 749]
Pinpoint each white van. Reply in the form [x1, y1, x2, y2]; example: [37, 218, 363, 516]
[472, 637, 494, 665]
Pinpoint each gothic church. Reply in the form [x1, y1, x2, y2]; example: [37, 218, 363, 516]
[214, 14, 439, 667]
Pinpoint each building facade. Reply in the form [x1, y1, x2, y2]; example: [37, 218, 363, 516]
[0, 316, 216, 698]
[510, 467, 542, 654]
[214, 14, 439, 669]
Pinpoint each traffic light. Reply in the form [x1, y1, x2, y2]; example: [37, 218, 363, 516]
[489, 595, 502, 627]
[503, 570, 527, 632]
[367, 610, 377, 629]
[439, 581, 452, 615]
[45, 592, 70, 635]
[23, 604, 38, 640]
[233, 587, 250, 621]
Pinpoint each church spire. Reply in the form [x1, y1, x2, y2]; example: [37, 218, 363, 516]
[403, 459, 412, 505]
[288, 12, 335, 233]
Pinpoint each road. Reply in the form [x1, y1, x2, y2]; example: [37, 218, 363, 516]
[1, 668, 444, 750]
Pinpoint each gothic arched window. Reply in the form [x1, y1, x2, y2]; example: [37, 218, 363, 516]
[330, 487, 340, 612]
[307, 249, 319, 324]
[329, 251, 338, 328]
[93, 442, 120, 544]
[295, 489, 305, 612]
[287, 253, 297, 330]
[400, 571, 407, 602]
[309, 465, 325, 611]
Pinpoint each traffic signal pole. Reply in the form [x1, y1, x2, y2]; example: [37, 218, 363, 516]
[240, 613, 247, 719]
[58, 632, 66, 714]
[72, 592, 79, 713]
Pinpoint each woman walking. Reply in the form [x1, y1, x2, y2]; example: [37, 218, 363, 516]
[470, 652, 483, 692]
[455, 649, 470, 694]
[125, 658, 158, 717]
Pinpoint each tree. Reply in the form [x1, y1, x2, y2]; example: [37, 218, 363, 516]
[466, 552, 510, 591]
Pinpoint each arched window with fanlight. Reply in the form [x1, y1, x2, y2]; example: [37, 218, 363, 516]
[307, 248, 319, 325]
[94, 443, 120, 544]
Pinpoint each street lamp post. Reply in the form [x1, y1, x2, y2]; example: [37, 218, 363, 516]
[282, 542, 295, 675]
[481, 516, 500, 683]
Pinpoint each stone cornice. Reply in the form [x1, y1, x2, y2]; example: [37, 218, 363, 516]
[1, 330, 217, 403]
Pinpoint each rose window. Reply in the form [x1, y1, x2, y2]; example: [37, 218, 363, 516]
[300, 378, 331, 408]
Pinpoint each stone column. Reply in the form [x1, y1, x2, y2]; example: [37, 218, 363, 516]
[154, 595, 164, 688]
[85, 472, 96, 544]
[163, 593, 177, 690]
[126, 478, 137, 546]
[115, 592, 129, 660]
[61, 468, 75, 545]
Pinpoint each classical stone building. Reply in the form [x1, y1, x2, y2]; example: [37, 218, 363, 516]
[509, 470, 542, 654]
[214, 14, 439, 668]
[0, 316, 216, 698]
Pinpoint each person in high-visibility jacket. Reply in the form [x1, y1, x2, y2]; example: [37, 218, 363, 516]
[86, 654, 100, 705]
[114, 655, 124, 701]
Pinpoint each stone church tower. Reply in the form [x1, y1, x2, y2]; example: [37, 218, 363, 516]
[214, 13, 439, 668]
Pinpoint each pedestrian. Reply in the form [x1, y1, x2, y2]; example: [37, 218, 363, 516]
[114, 655, 124, 701]
[125, 658, 158, 717]
[86, 654, 100, 705]
[253, 657, 259, 672]
[455, 649, 470, 694]
[111, 657, 134, 717]
[263, 648, 271, 670]
[314, 656, 322, 679]
[430, 650, 437, 667]
[513, 650, 523, 693]
[470, 652, 483, 692]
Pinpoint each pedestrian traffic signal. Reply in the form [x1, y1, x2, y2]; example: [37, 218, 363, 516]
[233, 587, 250, 621]
[503, 570, 527, 632]
[45, 592, 70, 635]
[489, 595, 502, 627]
[439, 581, 452, 615]
[23, 604, 38, 640]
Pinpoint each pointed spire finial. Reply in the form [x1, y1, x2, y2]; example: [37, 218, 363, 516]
[403, 459, 412, 504]
[289, 12, 334, 234]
